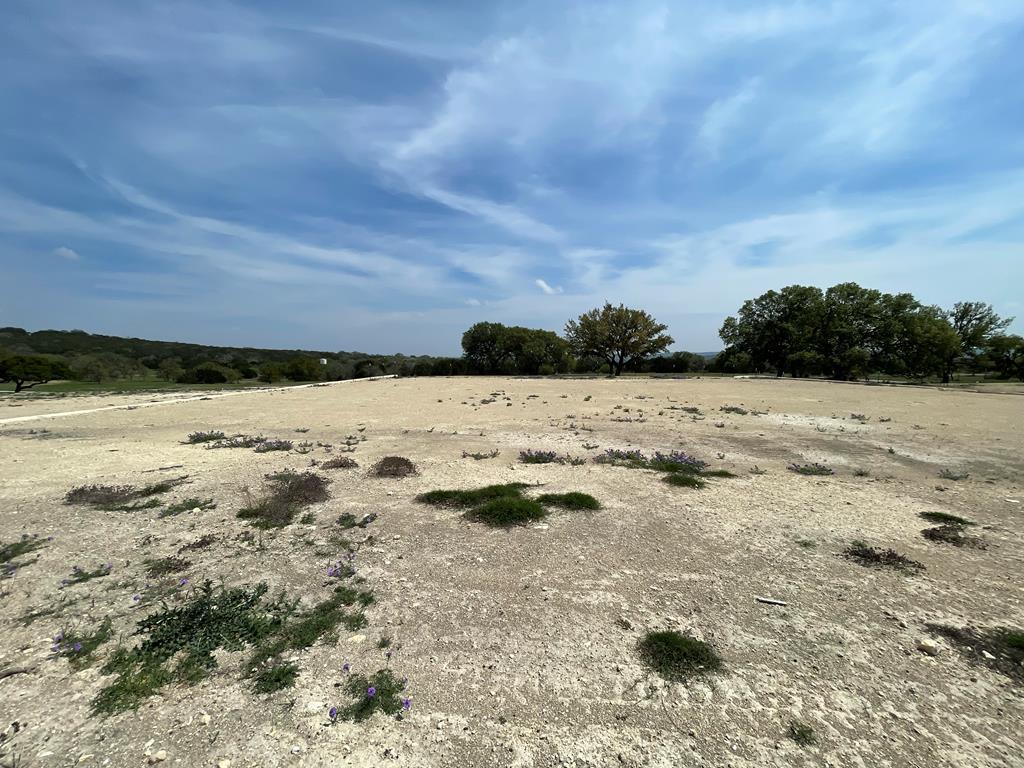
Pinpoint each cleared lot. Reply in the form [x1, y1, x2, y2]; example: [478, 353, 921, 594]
[1, 376, 1022, 767]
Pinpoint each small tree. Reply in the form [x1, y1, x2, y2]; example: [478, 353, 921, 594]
[0, 355, 73, 392]
[259, 363, 285, 384]
[564, 303, 673, 376]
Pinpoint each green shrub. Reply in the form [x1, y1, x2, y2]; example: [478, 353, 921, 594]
[637, 630, 722, 681]
[465, 497, 548, 527]
[535, 492, 600, 510]
[663, 473, 706, 488]
[417, 484, 529, 508]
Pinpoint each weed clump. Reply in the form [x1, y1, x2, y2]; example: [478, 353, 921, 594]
[65, 477, 189, 511]
[322, 456, 359, 470]
[922, 524, 986, 549]
[60, 562, 114, 588]
[938, 468, 969, 481]
[919, 511, 974, 526]
[638, 630, 722, 681]
[254, 439, 293, 453]
[787, 463, 834, 476]
[92, 582, 287, 714]
[371, 456, 418, 478]
[463, 449, 500, 460]
[253, 662, 299, 693]
[843, 541, 924, 574]
[183, 431, 225, 444]
[719, 405, 748, 415]
[663, 473, 707, 489]
[238, 471, 330, 528]
[206, 434, 267, 449]
[145, 556, 192, 578]
[1, 533, 48, 577]
[159, 497, 216, 518]
[336, 669, 407, 721]
[519, 449, 561, 464]
[788, 720, 816, 746]
[51, 618, 113, 669]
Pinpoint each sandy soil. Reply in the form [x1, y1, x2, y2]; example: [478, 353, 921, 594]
[1, 376, 1022, 768]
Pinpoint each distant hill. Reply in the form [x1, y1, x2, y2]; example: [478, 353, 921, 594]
[0, 326, 428, 367]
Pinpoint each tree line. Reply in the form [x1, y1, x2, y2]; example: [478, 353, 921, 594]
[2, 287, 1020, 391]
[713, 283, 1020, 381]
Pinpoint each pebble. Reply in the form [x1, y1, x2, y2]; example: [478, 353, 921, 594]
[200, 712, 211, 726]
[917, 639, 940, 656]
[982, 650, 996, 660]
[217, 761, 231, 768]
[147, 750, 167, 764]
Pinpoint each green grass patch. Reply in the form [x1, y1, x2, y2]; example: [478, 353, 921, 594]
[663, 473, 707, 489]
[638, 630, 722, 681]
[53, 618, 113, 670]
[466, 497, 548, 527]
[919, 510, 974, 526]
[1, 534, 48, 577]
[843, 541, 924, 574]
[416, 484, 530, 508]
[535, 492, 600, 510]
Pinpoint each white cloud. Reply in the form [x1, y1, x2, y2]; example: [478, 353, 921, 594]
[535, 278, 563, 295]
[53, 246, 80, 260]
[464, 298, 482, 306]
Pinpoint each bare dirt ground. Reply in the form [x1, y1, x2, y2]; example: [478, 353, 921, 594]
[1, 376, 1022, 768]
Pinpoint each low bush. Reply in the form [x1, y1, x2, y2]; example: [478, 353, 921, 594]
[370, 456, 418, 478]
[637, 630, 722, 681]
[417, 483, 529, 508]
[919, 510, 974, 526]
[925, 624, 1024, 683]
[921, 524, 986, 549]
[253, 439, 293, 453]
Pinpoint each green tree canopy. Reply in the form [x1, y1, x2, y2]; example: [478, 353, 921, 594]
[0, 355, 73, 392]
[564, 303, 673, 376]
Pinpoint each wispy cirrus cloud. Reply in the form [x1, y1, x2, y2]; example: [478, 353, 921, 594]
[1, 1, 1021, 352]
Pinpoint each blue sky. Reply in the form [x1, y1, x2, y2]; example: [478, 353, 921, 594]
[1, 1, 1022, 354]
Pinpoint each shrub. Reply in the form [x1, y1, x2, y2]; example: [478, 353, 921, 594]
[637, 630, 722, 681]
[462, 449, 500, 460]
[535, 492, 600, 510]
[370, 456, 418, 478]
[465, 497, 548, 527]
[938, 468, 969, 481]
[145, 556, 192, 578]
[51, 618, 114, 670]
[843, 541, 924, 574]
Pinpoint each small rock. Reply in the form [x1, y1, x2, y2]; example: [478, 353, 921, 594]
[192, 507, 201, 514]
[917, 639, 940, 656]
[147, 750, 167, 764]
[200, 713, 211, 726]
[217, 761, 232, 768]
[982, 650, 996, 660]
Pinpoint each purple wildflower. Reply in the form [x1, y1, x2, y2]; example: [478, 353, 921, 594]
[342, 662, 351, 673]
[132, 594, 141, 602]
[401, 698, 411, 710]
[328, 706, 338, 722]
[179, 578, 188, 586]
[366, 686, 376, 698]
[73, 642, 83, 652]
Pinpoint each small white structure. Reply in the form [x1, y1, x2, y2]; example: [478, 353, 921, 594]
[319, 358, 328, 366]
